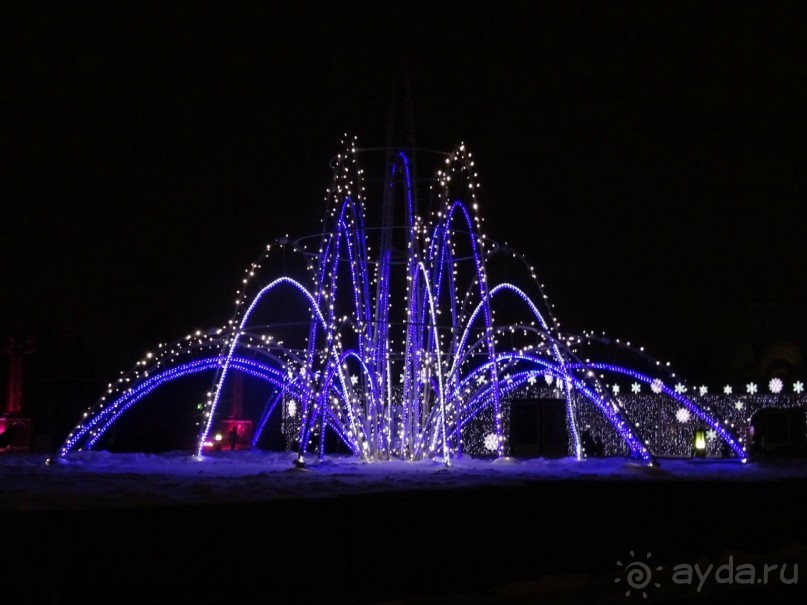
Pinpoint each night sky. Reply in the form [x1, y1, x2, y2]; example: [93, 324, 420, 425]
[6, 4, 806, 388]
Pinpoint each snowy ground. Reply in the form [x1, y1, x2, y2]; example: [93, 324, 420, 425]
[3, 450, 807, 511]
[4, 451, 807, 604]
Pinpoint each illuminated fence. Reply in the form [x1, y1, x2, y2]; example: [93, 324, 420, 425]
[277, 384, 807, 459]
[496, 387, 807, 458]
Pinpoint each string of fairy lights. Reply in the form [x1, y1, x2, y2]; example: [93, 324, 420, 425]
[54, 135, 797, 465]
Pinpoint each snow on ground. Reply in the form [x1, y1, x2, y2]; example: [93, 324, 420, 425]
[2, 450, 806, 511]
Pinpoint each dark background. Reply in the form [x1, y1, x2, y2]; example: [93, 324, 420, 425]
[5, 4, 806, 423]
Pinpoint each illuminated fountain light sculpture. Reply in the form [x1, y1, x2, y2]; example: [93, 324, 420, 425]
[55, 137, 746, 464]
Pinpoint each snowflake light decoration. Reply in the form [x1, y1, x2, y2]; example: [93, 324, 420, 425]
[795, 381, 805, 394]
[631, 382, 641, 394]
[734, 401, 744, 411]
[769, 378, 783, 394]
[674, 383, 686, 394]
[483, 433, 499, 452]
[723, 385, 732, 395]
[650, 379, 663, 394]
[699, 385, 708, 396]
[746, 382, 758, 394]
[675, 408, 691, 423]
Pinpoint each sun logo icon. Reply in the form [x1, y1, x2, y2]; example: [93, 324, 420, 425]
[615, 551, 662, 598]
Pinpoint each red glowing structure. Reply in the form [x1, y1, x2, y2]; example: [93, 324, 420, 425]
[201, 373, 253, 452]
[1, 335, 36, 452]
